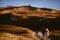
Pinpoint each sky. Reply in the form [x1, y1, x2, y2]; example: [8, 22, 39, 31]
[0, 0, 60, 10]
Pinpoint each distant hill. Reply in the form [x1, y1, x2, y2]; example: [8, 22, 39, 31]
[0, 5, 60, 19]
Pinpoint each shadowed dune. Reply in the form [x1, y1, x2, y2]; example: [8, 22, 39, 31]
[0, 13, 60, 31]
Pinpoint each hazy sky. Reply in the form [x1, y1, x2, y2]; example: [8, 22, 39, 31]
[0, 0, 60, 10]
